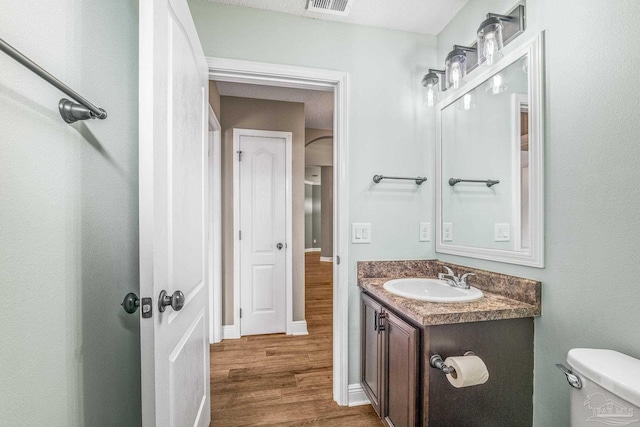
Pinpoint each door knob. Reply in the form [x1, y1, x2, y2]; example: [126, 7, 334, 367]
[276, 243, 284, 250]
[121, 292, 140, 314]
[158, 290, 185, 312]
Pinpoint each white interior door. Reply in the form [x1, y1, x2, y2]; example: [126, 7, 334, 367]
[235, 130, 290, 336]
[139, 0, 210, 425]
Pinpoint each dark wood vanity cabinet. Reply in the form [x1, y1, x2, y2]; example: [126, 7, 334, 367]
[361, 291, 534, 427]
[361, 293, 420, 427]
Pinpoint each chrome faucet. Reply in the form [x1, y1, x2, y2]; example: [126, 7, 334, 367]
[438, 266, 476, 289]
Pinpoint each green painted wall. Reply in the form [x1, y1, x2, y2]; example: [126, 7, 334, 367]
[188, 0, 437, 384]
[437, 0, 640, 425]
[0, 0, 141, 425]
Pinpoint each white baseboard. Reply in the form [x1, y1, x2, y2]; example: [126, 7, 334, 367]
[319, 256, 333, 263]
[222, 324, 240, 340]
[348, 383, 370, 407]
[289, 320, 309, 335]
[305, 248, 322, 252]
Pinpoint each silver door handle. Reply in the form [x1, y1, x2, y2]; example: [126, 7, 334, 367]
[276, 243, 284, 250]
[158, 290, 185, 313]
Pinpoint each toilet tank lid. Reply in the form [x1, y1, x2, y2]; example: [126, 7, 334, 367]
[567, 348, 640, 408]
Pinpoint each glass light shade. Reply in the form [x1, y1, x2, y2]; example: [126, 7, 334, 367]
[486, 73, 508, 94]
[445, 49, 467, 90]
[477, 17, 504, 66]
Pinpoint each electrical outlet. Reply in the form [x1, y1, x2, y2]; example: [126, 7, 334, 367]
[443, 223, 453, 242]
[352, 223, 371, 243]
[419, 223, 431, 242]
[494, 223, 511, 242]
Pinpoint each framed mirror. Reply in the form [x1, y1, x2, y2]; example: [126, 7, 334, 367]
[435, 33, 544, 267]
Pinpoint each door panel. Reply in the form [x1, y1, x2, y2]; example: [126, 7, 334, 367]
[139, 0, 210, 424]
[383, 310, 418, 427]
[361, 293, 383, 416]
[168, 309, 207, 427]
[238, 132, 288, 336]
[252, 265, 275, 312]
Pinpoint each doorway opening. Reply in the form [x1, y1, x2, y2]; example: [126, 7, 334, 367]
[206, 58, 351, 406]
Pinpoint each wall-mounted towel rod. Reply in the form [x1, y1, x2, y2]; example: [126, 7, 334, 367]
[373, 175, 427, 185]
[0, 36, 107, 124]
[449, 178, 500, 187]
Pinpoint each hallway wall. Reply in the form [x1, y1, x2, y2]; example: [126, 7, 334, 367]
[0, 0, 140, 425]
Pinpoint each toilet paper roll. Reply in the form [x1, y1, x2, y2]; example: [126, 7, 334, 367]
[444, 355, 489, 388]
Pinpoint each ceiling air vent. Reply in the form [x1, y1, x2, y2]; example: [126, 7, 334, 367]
[307, 0, 354, 16]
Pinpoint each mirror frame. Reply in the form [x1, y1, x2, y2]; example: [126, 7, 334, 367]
[435, 33, 544, 268]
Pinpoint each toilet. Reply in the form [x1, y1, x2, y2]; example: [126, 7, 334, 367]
[563, 348, 640, 426]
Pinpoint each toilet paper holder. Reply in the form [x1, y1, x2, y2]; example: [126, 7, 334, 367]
[430, 351, 475, 374]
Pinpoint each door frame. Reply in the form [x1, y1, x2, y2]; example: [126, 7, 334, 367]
[232, 128, 293, 336]
[207, 57, 350, 406]
[208, 106, 222, 344]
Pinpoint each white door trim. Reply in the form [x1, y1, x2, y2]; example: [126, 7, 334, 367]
[208, 106, 222, 344]
[233, 128, 293, 336]
[207, 57, 350, 406]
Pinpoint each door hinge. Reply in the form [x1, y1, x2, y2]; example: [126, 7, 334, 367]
[239, 230, 242, 240]
[336, 255, 340, 265]
[240, 308, 242, 319]
[237, 150, 243, 161]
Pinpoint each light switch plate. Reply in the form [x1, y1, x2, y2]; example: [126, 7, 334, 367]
[352, 223, 371, 243]
[494, 223, 511, 241]
[443, 223, 453, 242]
[419, 223, 431, 242]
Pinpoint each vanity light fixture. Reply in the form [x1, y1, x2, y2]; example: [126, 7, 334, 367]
[477, 5, 526, 67]
[423, 5, 524, 97]
[421, 69, 445, 107]
[445, 46, 476, 90]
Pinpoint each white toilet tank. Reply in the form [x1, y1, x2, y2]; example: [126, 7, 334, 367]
[566, 348, 640, 426]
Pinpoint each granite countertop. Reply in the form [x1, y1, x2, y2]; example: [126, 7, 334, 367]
[357, 260, 541, 326]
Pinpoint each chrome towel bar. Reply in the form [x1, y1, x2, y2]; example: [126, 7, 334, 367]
[373, 175, 427, 185]
[449, 178, 500, 187]
[0, 36, 107, 123]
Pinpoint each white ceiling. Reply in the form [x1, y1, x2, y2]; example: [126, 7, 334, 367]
[206, 0, 468, 35]
[216, 81, 334, 129]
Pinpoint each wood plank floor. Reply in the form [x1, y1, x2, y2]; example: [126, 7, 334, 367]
[210, 252, 382, 426]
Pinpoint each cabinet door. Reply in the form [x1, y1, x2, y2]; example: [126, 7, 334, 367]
[361, 293, 384, 416]
[383, 309, 419, 427]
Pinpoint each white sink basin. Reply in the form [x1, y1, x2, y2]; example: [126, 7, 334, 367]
[382, 278, 483, 303]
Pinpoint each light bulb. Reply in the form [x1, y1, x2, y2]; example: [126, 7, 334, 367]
[486, 73, 507, 95]
[451, 64, 461, 89]
[484, 32, 497, 66]
[463, 94, 472, 110]
[426, 86, 435, 107]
